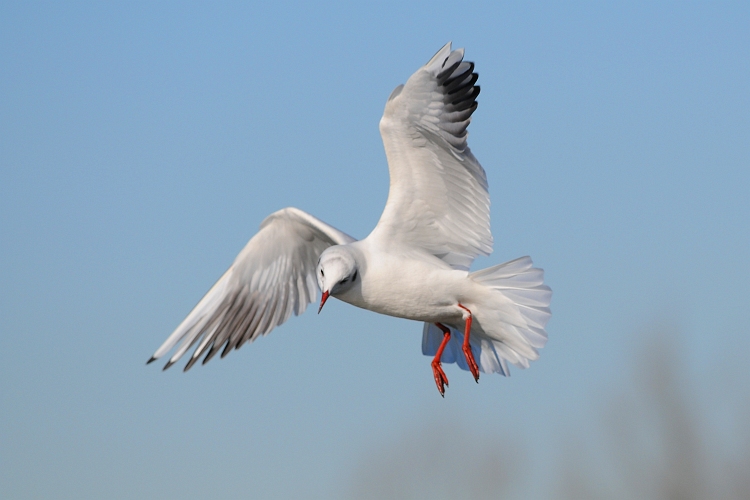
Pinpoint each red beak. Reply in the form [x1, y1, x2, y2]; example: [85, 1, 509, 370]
[318, 290, 330, 314]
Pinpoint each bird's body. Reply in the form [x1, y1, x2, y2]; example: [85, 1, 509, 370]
[149, 43, 551, 395]
[327, 240, 470, 323]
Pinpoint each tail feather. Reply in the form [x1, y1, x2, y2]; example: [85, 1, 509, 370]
[421, 256, 551, 376]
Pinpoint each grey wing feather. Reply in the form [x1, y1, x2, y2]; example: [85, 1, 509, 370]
[148, 207, 355, 370]
[372, 42, 491, 271]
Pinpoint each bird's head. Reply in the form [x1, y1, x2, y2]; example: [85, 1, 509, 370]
[316, 246, 359, 313]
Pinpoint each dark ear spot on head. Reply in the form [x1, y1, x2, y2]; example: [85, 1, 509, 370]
[352, 270, 358, 281]
[321, 269, 324, 277]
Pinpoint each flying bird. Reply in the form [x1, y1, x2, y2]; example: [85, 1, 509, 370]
[148, 43, 551, 396]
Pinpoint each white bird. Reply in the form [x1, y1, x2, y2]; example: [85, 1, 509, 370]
[148, 43, 551, 396]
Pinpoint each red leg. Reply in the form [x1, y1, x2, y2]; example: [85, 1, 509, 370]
[458, 304, 480, 382]
[431, 323, 451, 397]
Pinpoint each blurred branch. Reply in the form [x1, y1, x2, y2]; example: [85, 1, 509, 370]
[558, 328, 750, 500]
[347, 417, 522, 500]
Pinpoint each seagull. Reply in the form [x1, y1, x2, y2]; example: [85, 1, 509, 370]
[148, 42, 551, 396]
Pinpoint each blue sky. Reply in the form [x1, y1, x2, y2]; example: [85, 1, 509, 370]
[1, 2, 748, 498]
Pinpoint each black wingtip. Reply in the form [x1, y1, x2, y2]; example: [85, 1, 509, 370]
[162, 360, 175, 371]
[183, 356, 199, 372]
[146, 356, 157, 365]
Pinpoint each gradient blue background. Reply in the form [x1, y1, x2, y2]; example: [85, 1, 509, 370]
[2, 2, 748, 498]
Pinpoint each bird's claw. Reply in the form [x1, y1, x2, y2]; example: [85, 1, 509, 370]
[431, 360, 449, 397]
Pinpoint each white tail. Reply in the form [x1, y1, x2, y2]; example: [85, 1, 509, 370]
[422, 256, 551, 376]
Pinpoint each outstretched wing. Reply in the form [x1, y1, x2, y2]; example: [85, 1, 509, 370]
[148, 207, 355, 370]
[370, 42, 492, 271]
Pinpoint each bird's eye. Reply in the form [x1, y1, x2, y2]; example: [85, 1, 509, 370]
[352, 270, 358, 281]
[320, 269, 324, 277]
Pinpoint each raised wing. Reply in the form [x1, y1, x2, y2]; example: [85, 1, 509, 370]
[370, 42, 492, 271]
[148, 207, 355, 371]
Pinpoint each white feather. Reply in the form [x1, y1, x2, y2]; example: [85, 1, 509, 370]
[421, 256, 551, 376]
